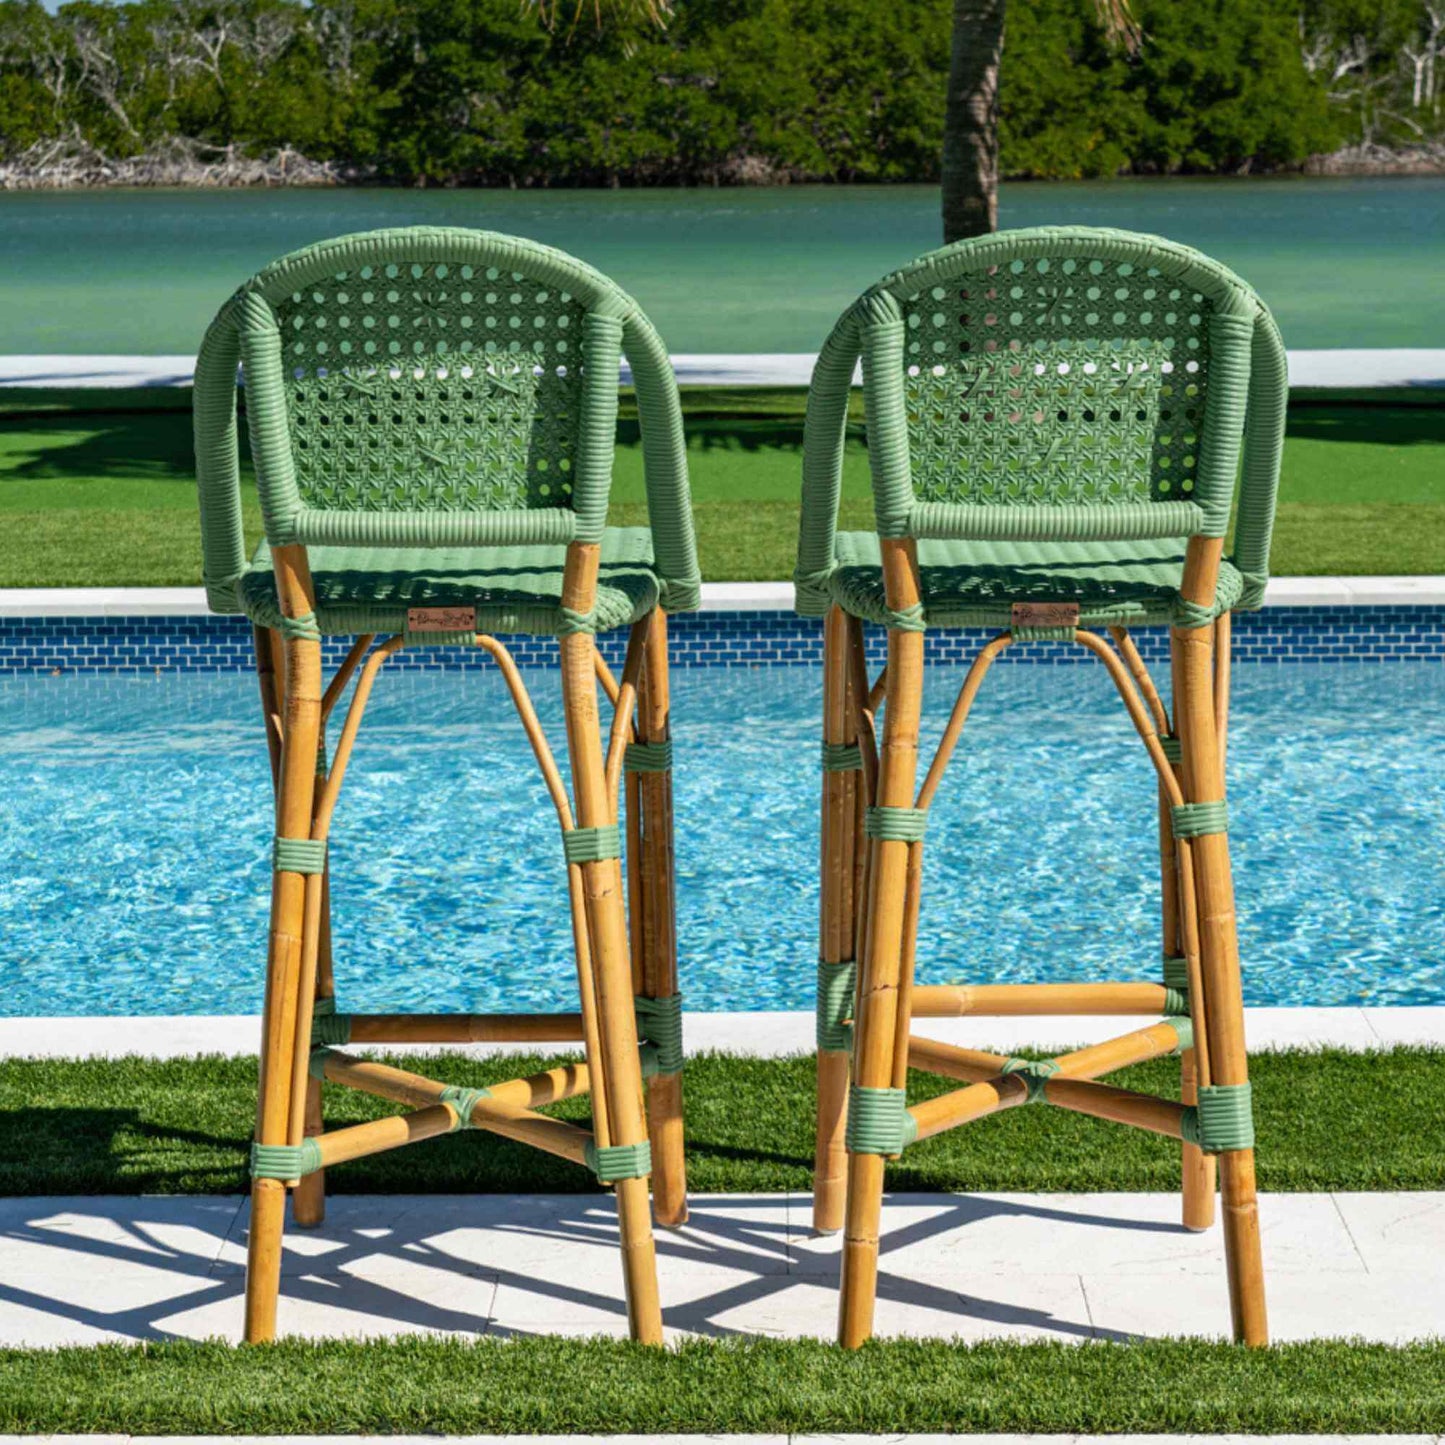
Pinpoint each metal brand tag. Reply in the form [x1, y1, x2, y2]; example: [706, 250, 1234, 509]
[1011, 602, 1080, 628]
[407, 606, 476, 632]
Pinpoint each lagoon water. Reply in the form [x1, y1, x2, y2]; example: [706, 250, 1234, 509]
[2, 176, 1442, 355]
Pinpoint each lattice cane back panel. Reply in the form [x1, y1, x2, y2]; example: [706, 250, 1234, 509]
[900, 256, 1213, 509]
[272, 261, 588, 515]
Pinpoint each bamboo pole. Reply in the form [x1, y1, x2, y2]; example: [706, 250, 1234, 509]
[814, 605, 857, 1234]
[1053, 1019, 1189, 1077]
[1042, 1076, 1191, 1138]
[318, 1052, 591, 1111]
[1176, 537, 1267, 1345]
[310, 1106, 460, 1168]
[1215, 611, 1232, 776]
[915, 632, 1012, 810]
[345, 1013, 587, 1044]
[911, 981, 1179, 1017]
[604, 615, 648, 809]
[840, 537, 924, 1350]
[908, 1072, 1030, 1141]
[559, 541, 662, 1345]
[905, 1036, 1011, 1082]
[634, 610, 687, 1227]
[1132, 625, 1218, 1233]
[245, 544, 322, 1346]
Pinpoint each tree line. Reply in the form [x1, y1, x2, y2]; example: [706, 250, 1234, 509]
[0, 0, 1439, 187]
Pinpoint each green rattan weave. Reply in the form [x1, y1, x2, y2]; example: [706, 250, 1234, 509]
[195, 227, 701, 636]
[795, 226, 1287, 628]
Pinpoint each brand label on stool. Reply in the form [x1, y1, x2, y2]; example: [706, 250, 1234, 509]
[407, 606, 476, 632]
[1011, 602, 1080, 628]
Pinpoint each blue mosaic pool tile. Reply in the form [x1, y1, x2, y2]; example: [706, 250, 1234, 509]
[0, 605, 1441, 674]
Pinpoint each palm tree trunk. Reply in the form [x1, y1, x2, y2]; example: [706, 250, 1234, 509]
[941, 0, 1006, 243]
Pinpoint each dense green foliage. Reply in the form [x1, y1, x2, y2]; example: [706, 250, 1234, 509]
[2, 0, 1435, 184]
[4, 1336, 1445, 1434]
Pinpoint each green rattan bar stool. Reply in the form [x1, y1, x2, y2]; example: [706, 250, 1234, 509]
[795, 226, 1285, 1347]
[194, 226, 700, 1344]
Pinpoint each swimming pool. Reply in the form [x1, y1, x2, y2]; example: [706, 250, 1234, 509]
[1, 660, 1440, 1016]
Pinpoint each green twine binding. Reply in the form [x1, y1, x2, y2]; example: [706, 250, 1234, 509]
[311, 997, 351, 1046]
[314, 737, 328, 776]
[1162, 956, 1191, 991]
[816, 959, 857, 1052]
[1181, 1082, 1255, 1153]
[558, 607, 596, 636]
[1172, 801, 1229, 838]
[251, 1138, 323, 1181]
[864, 805, 928, 842]
[586, 1138, 652, 1183]
[273, 836, 326, 874]
[1000, 1057, 1060, 1103]
[1158, 735, 1183, 764]
[439, 1085, 491, 1128]
[308, 1045, 334, 1081]
[1011, 627, 1076, 643]
[882, 603, 927, 633]
[276, 611, 322, 642]
[846, 1085, 916, 1155]
[1163, 986, 1189, 1016]
[1173, 597, 1218, 630]
[1166, 1016, 1195, 1054]
[634, 993, 684, 1075]
[563, 825, 622, 864]
[821, 742, 863, 773]
[624, 741, 673, 774]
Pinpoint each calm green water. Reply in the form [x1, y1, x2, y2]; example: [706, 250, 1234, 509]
[2, 176, 1442, 354]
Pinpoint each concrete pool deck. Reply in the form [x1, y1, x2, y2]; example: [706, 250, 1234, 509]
[0, 1189, 1441, 1347]
[2, 1006, 1442, 1060]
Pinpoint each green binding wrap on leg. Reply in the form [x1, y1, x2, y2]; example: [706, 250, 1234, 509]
[563, 825, 622, 864]
[1010, 626, 1075, 642]
[311, 997, 351, 1046]
[634, 994, 684, 1075]
[1181, 1082, 1255, 1153]
[846, 1085, 916, 1155]
[816, 960, 857, 1052]
[1171, 801, 1229, 838]
[274, 836, 327, 874]
[1165, 1016, 1194, 1054]
[251, 1138, 323, 1182]
[820, 742, 863, 772]
[276, 610, 322, 642]
[586, 1139, 652, 1183]
[1158, 735, 1183, 765]
[438, 1085, 491, 1128]
[864, 806, 928, 842]
[624, 740, 673, 774]
[308, 1045, 334, 1081]
[1000, 1057, 1060, 1103]
[1162, 956, 1191, 991]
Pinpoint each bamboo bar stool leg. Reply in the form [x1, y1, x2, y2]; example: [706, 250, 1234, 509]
[630, 611, 688, 1228]
[245, 548, 323, 1344]
[1160, 769, 1216, 1232]
[814, 605, 860, 1234]
[293, 865, 334, 1229]
[560, 552, 663, 1345]
[1173, 598, 1267, 1346]
[839, 540, 926, 1349]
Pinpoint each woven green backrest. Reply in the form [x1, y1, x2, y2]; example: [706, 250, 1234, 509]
[195, 226, 702, 614]
[796, 226, 1287, 613]
[274, 262, 589, 517]
[900, 254, 1211, 510]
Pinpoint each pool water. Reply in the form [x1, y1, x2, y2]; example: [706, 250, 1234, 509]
[0, 661, 1440, 1016]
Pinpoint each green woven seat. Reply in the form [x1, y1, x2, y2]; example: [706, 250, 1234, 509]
[238, 528, 660, 637]
[825, 531, 1246, 630]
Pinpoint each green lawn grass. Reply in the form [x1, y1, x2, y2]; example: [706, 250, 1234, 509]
[0, 393, 1440, 586]
[4, 1335, 1443, 1434]
[2, 1048, 1440, 1197]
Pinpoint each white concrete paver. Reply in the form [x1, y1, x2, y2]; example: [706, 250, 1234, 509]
[3, 1006, 1441, 1061]
[0, 1191, 1441, 1347]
